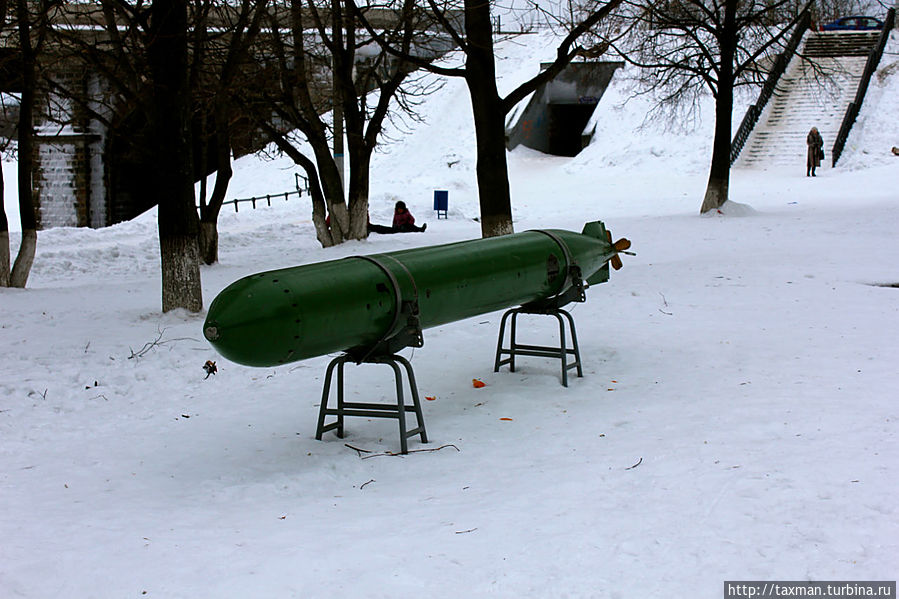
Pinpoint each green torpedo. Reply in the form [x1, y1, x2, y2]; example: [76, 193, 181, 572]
[203, 221, 629, 367]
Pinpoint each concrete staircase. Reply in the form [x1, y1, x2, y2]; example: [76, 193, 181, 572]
[736, 31, 879, 170]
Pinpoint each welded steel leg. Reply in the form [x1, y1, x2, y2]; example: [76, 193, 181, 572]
[554, 311, 569, 387]
[396, 355, 428, 445]
[316, 355, 346, 440]
[387, 359, 409, 454]
[494, 309, 514, 372]
[494, 308, 521, 373]
[509, 311, 519, 372]
[336, 359, 346, 437]
[560, 309, 583, 379]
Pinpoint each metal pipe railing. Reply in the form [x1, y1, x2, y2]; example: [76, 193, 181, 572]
[730, 9, 811, 165]
[831, 8, 895, 166]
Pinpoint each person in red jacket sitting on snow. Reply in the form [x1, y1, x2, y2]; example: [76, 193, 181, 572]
[325, 200, 428, 234]
[369, 200, 427, 234]
[391, 201, 426, 232]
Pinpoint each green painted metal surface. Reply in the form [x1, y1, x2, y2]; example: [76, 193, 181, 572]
[203, 221, 622, 367]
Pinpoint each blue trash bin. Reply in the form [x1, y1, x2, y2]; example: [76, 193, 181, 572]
[433, 190, 448, 219]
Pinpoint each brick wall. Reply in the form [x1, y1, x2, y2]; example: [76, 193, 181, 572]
[33, 63, 110, 230]
[33, 135, 95, 228]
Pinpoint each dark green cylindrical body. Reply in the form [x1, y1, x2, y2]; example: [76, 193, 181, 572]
[203, 225, 616, 367]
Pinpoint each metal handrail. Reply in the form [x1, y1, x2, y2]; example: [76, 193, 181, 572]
[831, 8, 895, 166]
[730, 9, 811, 165]
[214, 173, 311, 213]
[220, 189, 302, 213]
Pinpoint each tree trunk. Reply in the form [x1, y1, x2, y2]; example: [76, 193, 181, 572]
[198, 220, 218, 265]
[470, 91, 515, 237]
[0, 230, 9, 287]
[198, 113, 232, 265]
[465, 0, 514, 237]
[1, 165, 9, 287]
[10, 0, 38, 288]
[160, 234, 202, 312]
[700, 93, 733, 213]
[150, 0, 202, 312]
[10, 229, 36, 288]
[311, 142, 348, 242]
[265, 128, 336, 247]
[701, 3, 737, 214]
[346, 145, 370, 239]
[308, 171, 333, 248]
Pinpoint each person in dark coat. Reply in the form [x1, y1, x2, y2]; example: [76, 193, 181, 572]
[807, 127, 824, 177]
[368, 200, 426, 234]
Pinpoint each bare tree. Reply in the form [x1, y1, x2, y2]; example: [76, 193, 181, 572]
[0, 0, 10, 287]
[357, 0, 624, 237]
[611, 0, 812, 213]
[46, 1, 202, 310]
[254, 0, 350, 247]
[249, 0, 439, 248]
[48, 2, 268, 266]
[7, 0, 55, 288]
[193, 0, 268, 265]
[147, 0, 202, 311]
[0, 96, 16, 287]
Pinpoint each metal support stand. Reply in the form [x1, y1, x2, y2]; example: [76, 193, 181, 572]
[493, 229, 588, 387]
[314, 256, 428, 453]
[493, 306, 583, 387]
[315, 353, 428, 454]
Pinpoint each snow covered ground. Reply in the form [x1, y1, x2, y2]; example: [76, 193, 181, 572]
[2, 32, 898, 598]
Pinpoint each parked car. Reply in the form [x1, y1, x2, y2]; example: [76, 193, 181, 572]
[821, 15, 883, 31]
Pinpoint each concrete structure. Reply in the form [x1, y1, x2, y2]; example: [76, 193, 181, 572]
[507, 61, 622, 157]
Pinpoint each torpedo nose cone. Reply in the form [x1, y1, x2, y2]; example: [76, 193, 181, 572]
[204, 323, 220, 342]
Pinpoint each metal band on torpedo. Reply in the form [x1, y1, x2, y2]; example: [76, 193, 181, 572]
[531, 229, 575, 268]
[351, 254, 420, 351]
[380, 254, 420, 301]
[530, 229, 580, 299]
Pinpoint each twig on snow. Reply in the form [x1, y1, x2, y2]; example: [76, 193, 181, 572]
[345, 443, 373, 457]
[355, 444, 461, 459]
[658, 292, 673, 316]
[626, 457, 643, 470]
[128, 327, 201, 360]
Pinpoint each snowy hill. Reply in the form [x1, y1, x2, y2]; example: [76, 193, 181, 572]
[1, 31, 898, 598]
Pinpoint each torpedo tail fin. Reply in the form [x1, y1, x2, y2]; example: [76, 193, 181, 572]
[581, 221, 611, 285]
[581, 220, 632, 285]
[581, 220, 608, 241]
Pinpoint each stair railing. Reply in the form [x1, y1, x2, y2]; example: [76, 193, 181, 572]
[831, 8, 895, 166]
[730, 9, 811, 165]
